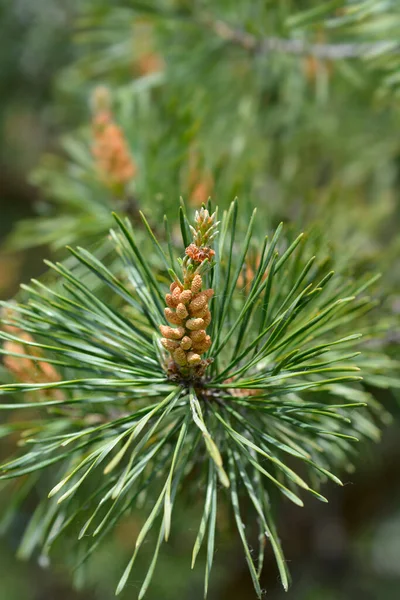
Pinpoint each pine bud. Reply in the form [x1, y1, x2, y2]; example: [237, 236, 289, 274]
[180, 336, 192, 350]
[187, 352, 201, 366]
[179, 290, 192, 305]
[159, 325, 185, 340]
[190, 329, 206, 342]
[173, 348, 187, 366]
[165, 293, 178, 308]
[172, 286, 181, 303]
[176, 303, 189, 319]
[186, 318, 205, 331]
[188, 294, 207, 314]
[164, 308, 183, 325]
[193, 335, 211, 353]
[161, 338, 179, 351]
[190, 305, 208, 319]
[203, 310, 211, 328]
[191, 274, 202, 294]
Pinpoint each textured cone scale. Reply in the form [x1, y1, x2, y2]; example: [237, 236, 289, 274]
[192, 335, 211, 353]
[159, 325, 185, 340]
[180, 336, 192, 350]
[187, 352, 201, 366]
[172, 287, 182, 303]
[191, 274, 202, 294]
[165, 293, 178, 308]
[186, 318, 205, 331]
[203, 311, 212, 327]
[161, 338, 179, 351]
[179, 290, 192, 304]
[176, 303, 189, 319]
[188, 294, 207, 314]
[164, 308, 183, 325]
[190, 329, 206, 342]
[190, 305, 208, 319]
[173, 347, 187, 366]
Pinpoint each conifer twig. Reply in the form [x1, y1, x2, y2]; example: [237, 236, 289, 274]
[207, 17, 400, 60]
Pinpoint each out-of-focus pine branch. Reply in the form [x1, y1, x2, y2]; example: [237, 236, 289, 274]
[206, 17, 400, 59]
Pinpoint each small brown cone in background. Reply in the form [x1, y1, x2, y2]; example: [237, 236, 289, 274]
[91, 86, 137, 195]
[189, 174, 214, 208]
[1, 310, 64, 401]
[186, 146, 214, 208]
[137, 52, 165, 76]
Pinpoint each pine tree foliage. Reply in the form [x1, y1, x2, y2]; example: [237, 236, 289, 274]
[6, 0, 400, 276]
[1, 1, 399, 596]
[0, 203, 393, 597]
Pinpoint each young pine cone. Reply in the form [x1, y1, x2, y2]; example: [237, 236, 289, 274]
[160, 273, 213, 375]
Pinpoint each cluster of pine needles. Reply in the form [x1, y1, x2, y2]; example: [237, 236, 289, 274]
[0, 201, 387, 598]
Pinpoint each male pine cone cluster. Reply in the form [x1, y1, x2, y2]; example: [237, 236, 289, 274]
[160, 273, 213, 373]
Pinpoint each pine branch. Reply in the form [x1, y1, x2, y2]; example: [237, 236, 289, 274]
[0, 203, 394, 598]
[207, 17, 400, 60]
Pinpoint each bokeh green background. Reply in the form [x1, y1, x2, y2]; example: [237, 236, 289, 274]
[1, 2, 400, 599]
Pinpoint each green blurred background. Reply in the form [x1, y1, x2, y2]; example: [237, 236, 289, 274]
[0, 2, 400, 599]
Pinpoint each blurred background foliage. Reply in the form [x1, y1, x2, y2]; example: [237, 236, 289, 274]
[0, 1, 399, 599]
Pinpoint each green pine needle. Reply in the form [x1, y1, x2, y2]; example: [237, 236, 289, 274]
[0, 202, 393, 598]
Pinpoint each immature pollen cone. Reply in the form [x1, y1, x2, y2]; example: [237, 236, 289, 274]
[159, 207, 218, 379]
[91, 86, 137, 194]
[1, 308, 64, 401]
[160, 278, 213, 377]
